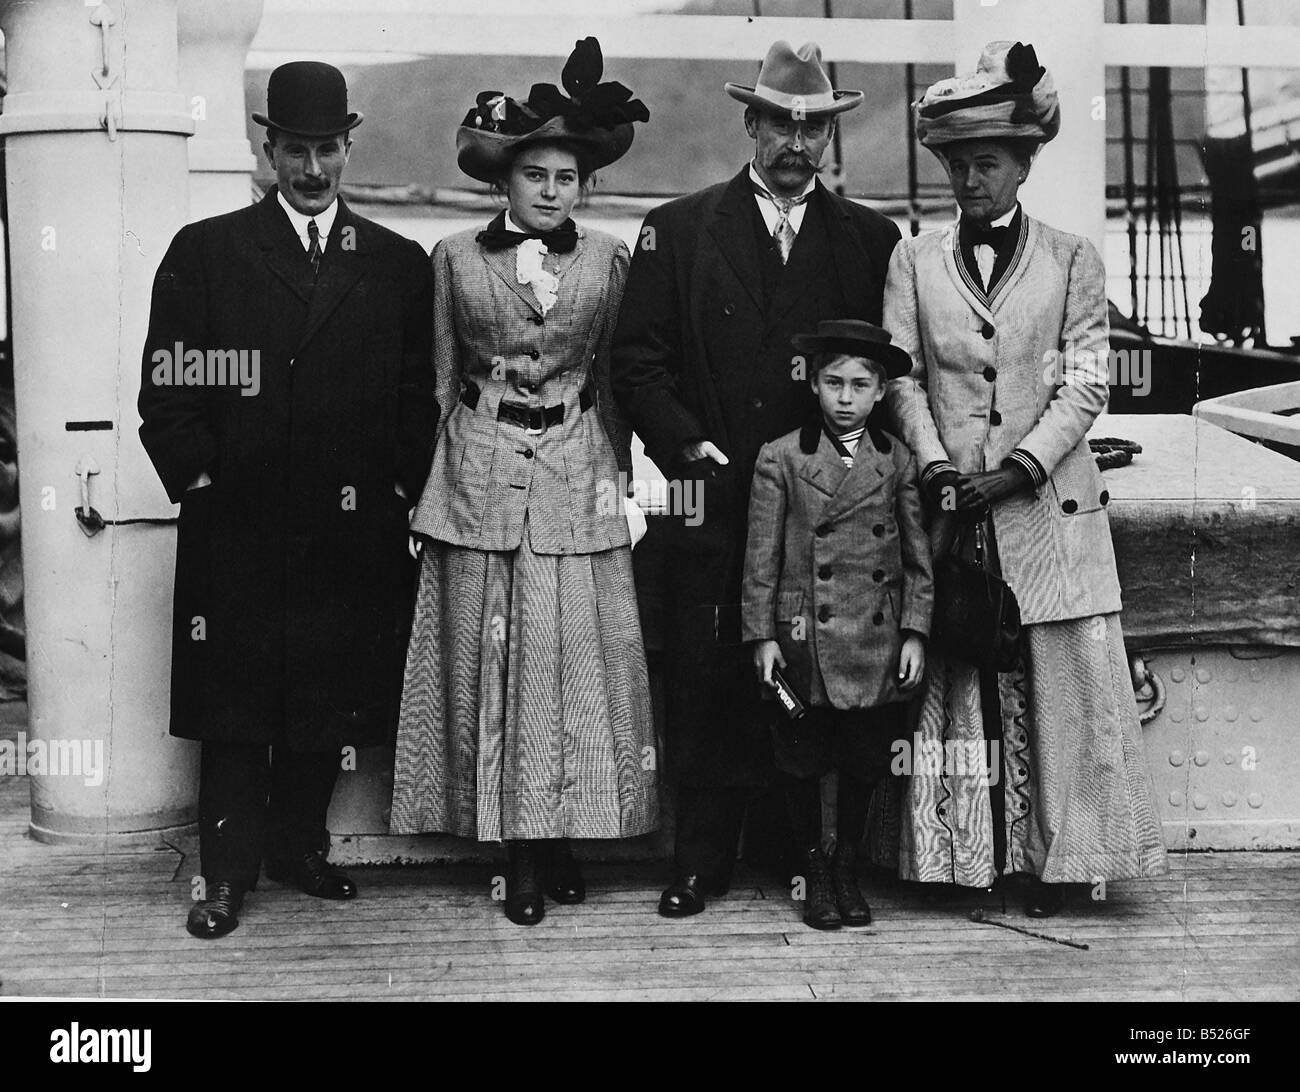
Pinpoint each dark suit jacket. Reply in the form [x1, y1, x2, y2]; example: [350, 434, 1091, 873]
[137, 190, 436, 750]
[611, 168, 900, 785]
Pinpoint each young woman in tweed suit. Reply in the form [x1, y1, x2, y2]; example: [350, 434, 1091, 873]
[390, 40, 658, 925]
[883, 42, 1167, 917]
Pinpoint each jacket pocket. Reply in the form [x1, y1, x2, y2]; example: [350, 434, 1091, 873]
[1047, 443, 1107, 517]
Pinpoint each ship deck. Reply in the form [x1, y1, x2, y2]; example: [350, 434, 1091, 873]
[3, 704, 1298, 1003]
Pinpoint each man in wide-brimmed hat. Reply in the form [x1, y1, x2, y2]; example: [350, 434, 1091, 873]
[611, 41, 902, 918]
[139, 61, 437, 939]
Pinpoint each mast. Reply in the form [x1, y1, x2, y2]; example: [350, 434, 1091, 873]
[904, 0, 920, 236]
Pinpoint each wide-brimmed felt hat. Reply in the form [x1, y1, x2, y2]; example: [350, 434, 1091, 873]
[793, 320, 912, 380]
[252, 61, 362, 137]
[725, 40, 862, 117]
[456, 37, 648, 184]
[915, 41, 1058, 148]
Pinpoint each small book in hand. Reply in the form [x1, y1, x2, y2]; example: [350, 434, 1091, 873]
[769, 665, 807, 721]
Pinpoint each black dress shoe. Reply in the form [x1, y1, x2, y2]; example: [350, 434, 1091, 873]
[1023, 878, 1064, 918]
[658, 874, 710, 917]
[186, 880, 245, 939]
[266, 850, 357, 900]
[505, 841, 545, 925]
[545, 840, 585, 905]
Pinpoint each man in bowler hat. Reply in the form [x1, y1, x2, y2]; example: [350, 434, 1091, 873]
[138, 62, 437, 938]
[611, 41, 901, 916]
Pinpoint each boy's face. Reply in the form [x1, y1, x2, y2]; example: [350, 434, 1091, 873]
[811, 355, 886, 434]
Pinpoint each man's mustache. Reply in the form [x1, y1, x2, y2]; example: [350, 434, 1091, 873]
[774, 153, 820, 172]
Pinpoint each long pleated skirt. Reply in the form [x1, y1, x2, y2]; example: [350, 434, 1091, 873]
[891, 612, 1169, 886]
[389, 527, 659, 842]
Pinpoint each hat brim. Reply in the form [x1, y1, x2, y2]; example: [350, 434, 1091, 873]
[252, 112, 364, 137]
[791, 334, 912, 380]
[725, 84, 863, 116]
[455, 116, 634, 184]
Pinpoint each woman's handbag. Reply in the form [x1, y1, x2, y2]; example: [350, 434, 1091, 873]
[930, 521, 1023, 673]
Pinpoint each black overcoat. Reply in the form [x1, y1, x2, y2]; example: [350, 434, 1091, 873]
[611, 168, 900, 787]
[138, 190, 436, 751]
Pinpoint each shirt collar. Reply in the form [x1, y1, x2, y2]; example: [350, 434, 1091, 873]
[505, 210, 532, 235]
[748, 161, 817, 203]
[277, 190, 339, 249]
[990, 203, 1018, 229]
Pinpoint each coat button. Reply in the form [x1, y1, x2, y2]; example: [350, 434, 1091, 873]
[872, 523, 885, 537]
[530, 315, 544, 325]
[872, 569, 885, 582]
[522, 449, 535, 460]
[528, 349, 540, 360]
[981, 323, 995, 339]
[522, 382, 537, 393]
[751, 396, 763, 409]
[815, 523, 831, 537]
[872, 611, 884, 625]
[1099, 490, 1110, 506]
[723, 303, 735, 316]
[989, 409, 1002, 425]
[818, 565, 832, 580]
[817, 605, 832, 623]
[1061, 498, 1078, 513]
[983, 366, 997, 381]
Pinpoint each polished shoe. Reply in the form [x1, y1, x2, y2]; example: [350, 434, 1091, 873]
[265, 850, 357, 900]
[657, 873, 726, 918]
[800, 848, 841, 930]
[830, 843, 872, 927]
[505, 840, 545, 926]
[545, 840, 585, 905]
[185, 879, 246, 939]
[1023, 878, 1064, 918]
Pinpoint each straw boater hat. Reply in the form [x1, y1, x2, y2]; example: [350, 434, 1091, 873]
[792, 319, 912, 380]
[456, 37, 649, 184]
[252, 61, 363, 136]
[725, 40, 862, 116]
[914, 40, 1059, 150]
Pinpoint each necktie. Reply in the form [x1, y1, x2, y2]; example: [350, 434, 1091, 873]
[752, 181, 811, 265]
[477, 219, 579, 254]
[307, 219, 322, 279]
[961, 221, 1010, 291]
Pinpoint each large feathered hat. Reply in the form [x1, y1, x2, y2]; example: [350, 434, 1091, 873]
[915, 41, 1059, 149]
[456, 37, 649, 184]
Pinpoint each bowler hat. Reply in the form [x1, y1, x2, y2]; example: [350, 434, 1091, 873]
[252, 61, 363, 137]
[792, 320, 912, 380]
[725, 41, 862, 117]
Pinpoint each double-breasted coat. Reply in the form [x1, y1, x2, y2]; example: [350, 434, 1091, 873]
[409, 218, 632, 553]
[138, 189, 437, 752]
[741, 421, 933, 710]
[612, 168, 901, 786]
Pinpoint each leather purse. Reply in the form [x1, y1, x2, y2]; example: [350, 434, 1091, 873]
[930, 521, 1023, 673]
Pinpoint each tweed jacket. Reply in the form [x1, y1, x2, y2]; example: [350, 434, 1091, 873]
[742, 419, 933, 710]
[883, 214, 1123, 625]
[410, 221, 633, 555]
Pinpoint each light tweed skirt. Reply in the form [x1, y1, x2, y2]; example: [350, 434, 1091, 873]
[389, 528, 659, 842]
[883, 613, 1168, 887]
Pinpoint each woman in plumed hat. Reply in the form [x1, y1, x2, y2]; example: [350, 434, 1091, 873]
[883, 42, 1167, 916]
[390, 39, 657, 925]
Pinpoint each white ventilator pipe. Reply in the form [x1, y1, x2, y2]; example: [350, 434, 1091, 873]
[0, 0, 199, 842]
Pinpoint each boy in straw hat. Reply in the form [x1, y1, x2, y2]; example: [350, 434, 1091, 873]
[612, 41, 901, 918]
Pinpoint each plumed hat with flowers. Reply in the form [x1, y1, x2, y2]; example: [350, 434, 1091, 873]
[456, 37, 650, 183]
[914, 41, 1059, 149]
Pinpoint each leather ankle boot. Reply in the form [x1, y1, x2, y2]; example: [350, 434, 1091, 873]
[799, 848, 841, 930]
[504, 841, 545, 925]
[830, 842, 872, 926]
[545, 839, 585, 904]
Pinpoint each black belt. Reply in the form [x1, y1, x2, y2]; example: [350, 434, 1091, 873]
[460, 381, 592, 431]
